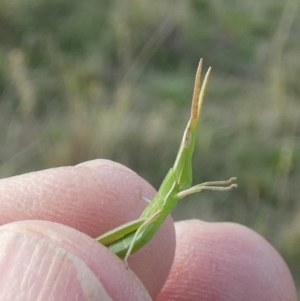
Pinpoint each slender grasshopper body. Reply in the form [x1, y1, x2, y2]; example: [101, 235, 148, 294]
[97, 60, 237, 262]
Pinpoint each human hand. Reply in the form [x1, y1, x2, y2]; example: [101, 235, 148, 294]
[0, 160, 297, 300]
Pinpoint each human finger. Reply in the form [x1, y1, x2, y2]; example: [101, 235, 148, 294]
[0, 220, 151, 301]
[0, 159, 175, 298]
[157, 220, 297, 301]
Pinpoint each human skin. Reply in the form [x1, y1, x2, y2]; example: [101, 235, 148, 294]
[0, 159, 297, 300]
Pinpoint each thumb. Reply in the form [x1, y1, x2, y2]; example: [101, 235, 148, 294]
[0, 220, 151, 301]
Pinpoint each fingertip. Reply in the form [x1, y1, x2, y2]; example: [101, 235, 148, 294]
[0, 159, 156, 237]
[158, 220, 297, 301]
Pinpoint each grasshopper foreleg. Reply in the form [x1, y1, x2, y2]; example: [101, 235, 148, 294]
[178, 177, 237, 199]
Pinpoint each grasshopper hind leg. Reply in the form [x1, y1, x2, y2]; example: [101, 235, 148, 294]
[124, 210, 162, 264]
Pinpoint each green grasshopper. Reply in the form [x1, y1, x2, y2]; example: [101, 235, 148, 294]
[96, 59, 237, 263]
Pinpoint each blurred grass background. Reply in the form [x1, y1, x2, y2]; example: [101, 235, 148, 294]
[0, 0, 300, 294]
